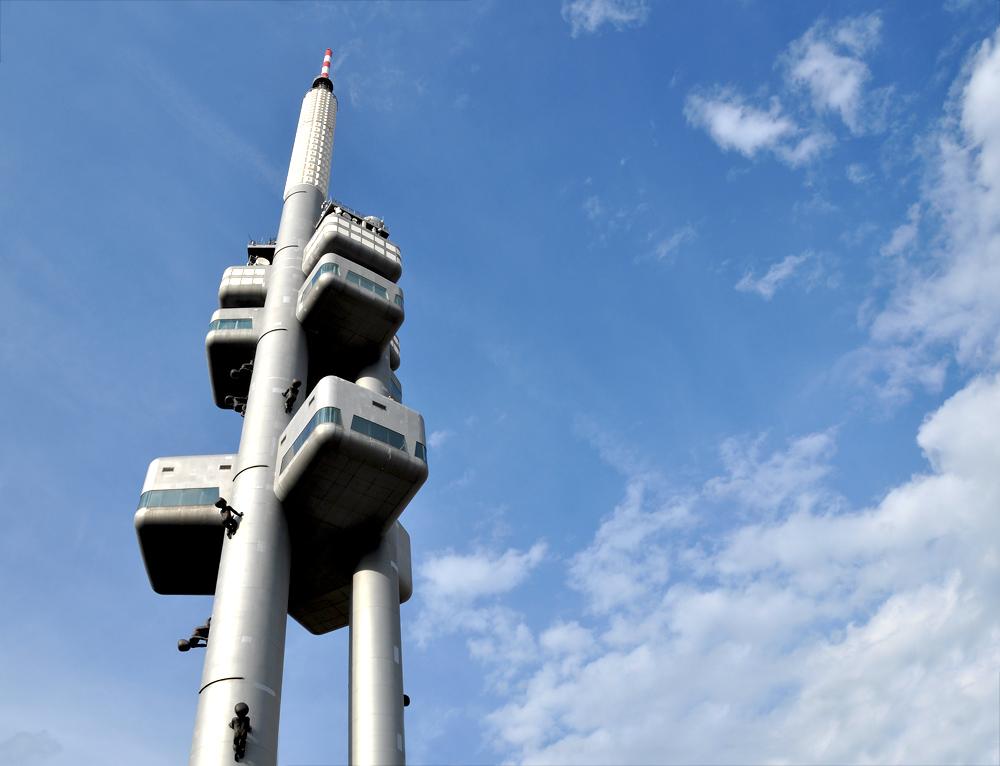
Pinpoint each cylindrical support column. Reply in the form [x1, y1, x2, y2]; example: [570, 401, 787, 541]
[189, 181, 325, 765]
[188, 476, 291, 766]
[187, 62, 340, 766]
[356, 346, 393, 398]
[350, 526, 406, 766]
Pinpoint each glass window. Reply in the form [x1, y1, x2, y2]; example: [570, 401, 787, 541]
[415, 442, 427, 462]
[351, 416, 406, 452]
[138, 486, 220, 508]
[394, 294, 404, 308]
[301, 262, 341, 303]
[280, 406, 343, 473]
[390, 377, 402, 402]
[347, 271, 389, 299]
[209, 318, 252, 331]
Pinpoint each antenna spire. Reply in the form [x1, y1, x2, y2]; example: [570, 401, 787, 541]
[312, 48, 334, 91]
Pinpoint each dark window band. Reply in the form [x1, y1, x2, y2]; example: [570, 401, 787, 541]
[209, 318, 252, 331]
[138, 487, 220, 508]
[279, 407, 343, 473]
[301, 262, 341, 304]
[351, 416, 406, 452]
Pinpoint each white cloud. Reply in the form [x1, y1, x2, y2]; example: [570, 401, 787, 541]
[879, 203, 921, 257]
[445, 469, 475, 490]
[583, 194, 604, 221]
[686, 13, 887, 169]
[685, 89, 831, 168]
[735, 251, 813, 299]
[428, 429, 454, 450]
[582, 195, 604, 220]
[413, 543, 548, 689]
[569, 475, 691, 616]
[783, 14, 883, 134]
[413, 543, 548, 651]
[651, 224, 697, 262]
[481, 375, 1000, 764]
[684, 90, 796, 158]
[846, 162, 872, 183]
[409, 24, 1000, 766]
[562, 0, 650, 37]
[832, 13, 883, 56]
[421, 544, 547, 607]
[855, 30, 1000, 401]
[775, 130, 835, 166]
[704, 430, 836, 513]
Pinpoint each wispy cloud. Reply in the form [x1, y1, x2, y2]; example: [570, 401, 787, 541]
[783, 14, 884, 134]
[686, 13, 888, 169]
[562, 0, 650, 37]
[684, 90, 796, 157]
[684, 89, 831, 168]
[846, 162, 872, 183]
[413, 541, 549, 676]
[705, 430, 837, 513]
[582, 195, 604, 220]
[420, 544, 547, 610]
[428, 429, 455, 450]
[879, 203, 921, 257]
[651, 224, 697, 262]
[445, 469, 475, 491]
[735, 251, 814, 299]
[135, 55, 283, 190]
[850, 29, 1000, 402]
[478, 377, 1000, 763]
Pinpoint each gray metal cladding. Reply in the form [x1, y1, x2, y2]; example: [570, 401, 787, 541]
[274, 375, 427, 534]
[285, 521, 412, 635]
[303, 211, 403, 283]
[135, 60, 426, 765]
[297, 254, 404, 357]
[205, 308, 262, 408]
[218, 265, 270, 308]
[133, 455, 235, 595]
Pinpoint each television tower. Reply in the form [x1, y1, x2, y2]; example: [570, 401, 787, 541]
[133, 50, 427, 766]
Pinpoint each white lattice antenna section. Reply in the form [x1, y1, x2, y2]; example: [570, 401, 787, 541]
[283, 86, 338, 199]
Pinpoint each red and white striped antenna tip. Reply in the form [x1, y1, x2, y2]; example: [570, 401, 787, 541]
[320, 49, 332, 79]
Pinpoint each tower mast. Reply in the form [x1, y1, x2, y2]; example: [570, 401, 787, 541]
[133, 50, 427, 766]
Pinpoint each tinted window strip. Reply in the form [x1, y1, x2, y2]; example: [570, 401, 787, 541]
[301, 262, 341, 304]
[279, 407, 343, 473]
[138, 486, 220, 509]
[350, 416, 407, 452]
[209, 318, 253, 331]
[346, 271, 389, 300]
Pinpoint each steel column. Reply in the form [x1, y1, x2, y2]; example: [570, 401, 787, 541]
[350, 525, 406, 766]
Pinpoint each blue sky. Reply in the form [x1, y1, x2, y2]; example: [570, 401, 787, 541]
[1, 1, 999, 764]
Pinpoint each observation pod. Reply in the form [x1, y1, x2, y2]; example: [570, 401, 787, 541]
[298, 253, 405, 362]
[205, 308, 260, 408]
[285, 520, 413, 635]
[275, 375, 427, 533]
[218, 264, 270, 308]
[303, 209, 403, 283]
[133, 455, 235, 595]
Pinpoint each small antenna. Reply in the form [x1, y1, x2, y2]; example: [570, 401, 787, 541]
[313, 48, 335, 91]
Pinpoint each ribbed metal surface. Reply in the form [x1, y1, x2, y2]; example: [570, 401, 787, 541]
[283, 87, 338, 199]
